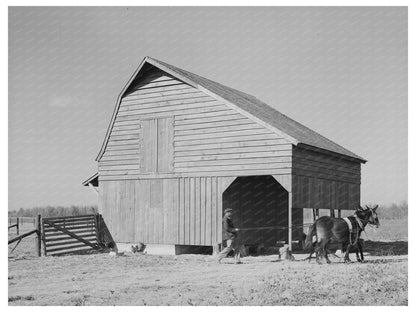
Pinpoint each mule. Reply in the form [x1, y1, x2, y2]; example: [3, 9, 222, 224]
[305, 205, 379, 263]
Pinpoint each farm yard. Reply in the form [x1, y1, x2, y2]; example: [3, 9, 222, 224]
[8, 219, 408, 306]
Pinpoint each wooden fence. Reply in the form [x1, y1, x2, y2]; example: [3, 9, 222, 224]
[42, 214, 103, 256]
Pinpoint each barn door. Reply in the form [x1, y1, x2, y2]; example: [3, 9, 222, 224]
[140, 117, 173, 173]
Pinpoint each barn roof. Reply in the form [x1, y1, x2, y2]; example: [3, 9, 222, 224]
[96, 56, 366, 163]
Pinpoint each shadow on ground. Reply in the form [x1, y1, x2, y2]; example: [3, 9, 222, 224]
[363, 240, 407, 256]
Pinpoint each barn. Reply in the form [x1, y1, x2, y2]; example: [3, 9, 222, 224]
[83, 56, 366, 255]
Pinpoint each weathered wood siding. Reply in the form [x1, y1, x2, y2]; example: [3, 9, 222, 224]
[99, 177, 233, 245]
[99, 67, 292, 180]
[292, 146, 361, 210]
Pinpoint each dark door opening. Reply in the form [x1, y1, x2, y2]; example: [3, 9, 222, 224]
[222, 175, 288, 247]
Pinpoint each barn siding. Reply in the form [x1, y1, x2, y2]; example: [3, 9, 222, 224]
[98, 67, 293, 179]
[99, 177, 233, 246]
[292, 146, 361, 210]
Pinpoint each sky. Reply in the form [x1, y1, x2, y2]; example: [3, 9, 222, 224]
[8, 6, 407, 211]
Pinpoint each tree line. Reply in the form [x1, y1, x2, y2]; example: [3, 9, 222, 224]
[376, 201, 408, 220]
[8, 205, 98, 218]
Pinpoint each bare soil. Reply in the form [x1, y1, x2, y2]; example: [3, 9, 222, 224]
[8, 220, 408, 306]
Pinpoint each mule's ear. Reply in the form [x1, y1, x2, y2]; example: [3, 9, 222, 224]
[373, 205, 379, 211]
[365, 205, 370, 210]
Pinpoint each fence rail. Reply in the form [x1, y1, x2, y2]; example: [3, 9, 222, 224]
[42, 214, 102, 256]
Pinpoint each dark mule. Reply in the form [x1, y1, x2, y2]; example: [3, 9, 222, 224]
[305, 205, 379, 263]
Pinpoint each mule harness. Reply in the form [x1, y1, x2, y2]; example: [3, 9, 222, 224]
[343, 215, 364, 246]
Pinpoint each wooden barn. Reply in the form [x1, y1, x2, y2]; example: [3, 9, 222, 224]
[83, 56, 366, 254]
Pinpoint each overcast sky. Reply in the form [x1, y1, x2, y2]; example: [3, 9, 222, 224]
[8, 6, 407, 210]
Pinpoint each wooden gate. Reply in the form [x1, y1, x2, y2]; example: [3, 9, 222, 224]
[42, 214, 102, 256]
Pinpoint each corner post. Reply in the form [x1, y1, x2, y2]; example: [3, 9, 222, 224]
[35, 214, 42, 257]
[16, 217, 20, 235]
[288, 191, 293, 252]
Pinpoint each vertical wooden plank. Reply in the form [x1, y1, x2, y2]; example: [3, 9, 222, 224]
[154, 119, 158, 173]
[163, 179, 169, 243]
[195, 177, 201, 245]
[179, 178, 184, 244]
[184, 177, 190, 245]
[200, 177, 206, 245]
[217, 178, 222, 245]
[211, 177, 217, 245]
[171, 179, 179, 244]
[288, 192, 293, 251]
[144, 180, 151, 243]
[206, 177, 212, 245]
[189, 177, 195, 245]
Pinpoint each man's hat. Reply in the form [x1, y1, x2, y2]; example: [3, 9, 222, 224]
[224, 208, 233, 214]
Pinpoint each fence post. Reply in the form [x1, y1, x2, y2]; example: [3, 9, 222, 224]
[95, 213, 101, 245]
[35, 214, 42, 257]
[16, 217, 20, 235]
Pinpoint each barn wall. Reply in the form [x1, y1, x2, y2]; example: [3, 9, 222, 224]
[292, 146, 361, 210]
[99, 177, 233, 246]
[99, 67, 293, 180]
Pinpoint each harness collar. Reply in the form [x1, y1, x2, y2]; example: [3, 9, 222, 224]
[354, 216, 364, 230]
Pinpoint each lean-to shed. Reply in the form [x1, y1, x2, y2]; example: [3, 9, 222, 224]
[84, 56, 366, 254]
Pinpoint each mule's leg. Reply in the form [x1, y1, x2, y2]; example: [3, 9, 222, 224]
[322, 242, 331, 264]
[358, 241, 364, 262]
[344, 244, 352, 263]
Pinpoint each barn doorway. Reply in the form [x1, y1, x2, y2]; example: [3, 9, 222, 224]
[222, 175, 288, 247]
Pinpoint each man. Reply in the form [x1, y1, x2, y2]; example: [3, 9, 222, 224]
[217, 208, 242, 264]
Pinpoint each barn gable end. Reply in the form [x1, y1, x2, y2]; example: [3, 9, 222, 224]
[98, 65, 293, 180]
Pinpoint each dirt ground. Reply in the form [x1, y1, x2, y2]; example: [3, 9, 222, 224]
[8, 220, 408, 306]
[8, 252, 407, 306]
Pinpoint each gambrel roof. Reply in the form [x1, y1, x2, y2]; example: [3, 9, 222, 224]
[96, 56, 366, 163]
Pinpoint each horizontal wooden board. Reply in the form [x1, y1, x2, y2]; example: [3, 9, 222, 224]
[123, 88, 201, 103]
[108, 133, 140, 141]
[107, 139, 140, 147]
[121, 93, 211, 108]
[174, 118, 253, 131]
[43, 229, 96, 237]
[110, 128, 141, 135]
[115, 105, 229, 122]
[174, 139, 290, 151]
[124, 83, 192, 97]
[43, 215, 96, 222]
[292, 170, 359, 184]
[44, 233, 97, 243]
[175, 122, 264, 136]
[99, 159, 140, 166]
[103, 148, 140, 156]
[176, 162, 291, 172]
[46, 238, 97, 248]
[174, 128, 273, 141]
[175, 145, 291, 157]
[175, 150, 292, 162]
[175, 110, 239, 122]
[174, 133, 280, 146]
[99, 164, 141, 171]
[117, 99, 219, 117]
[175, 157, 292, 168]
[132, 80, 184, 91]
[47, 243, 97, 254]
[100, 156, 140, 164]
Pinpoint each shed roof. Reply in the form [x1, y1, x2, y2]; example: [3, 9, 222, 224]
[96, 56, 366, 163]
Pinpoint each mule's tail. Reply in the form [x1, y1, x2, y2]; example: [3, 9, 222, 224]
[304, 223, 316, 251]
